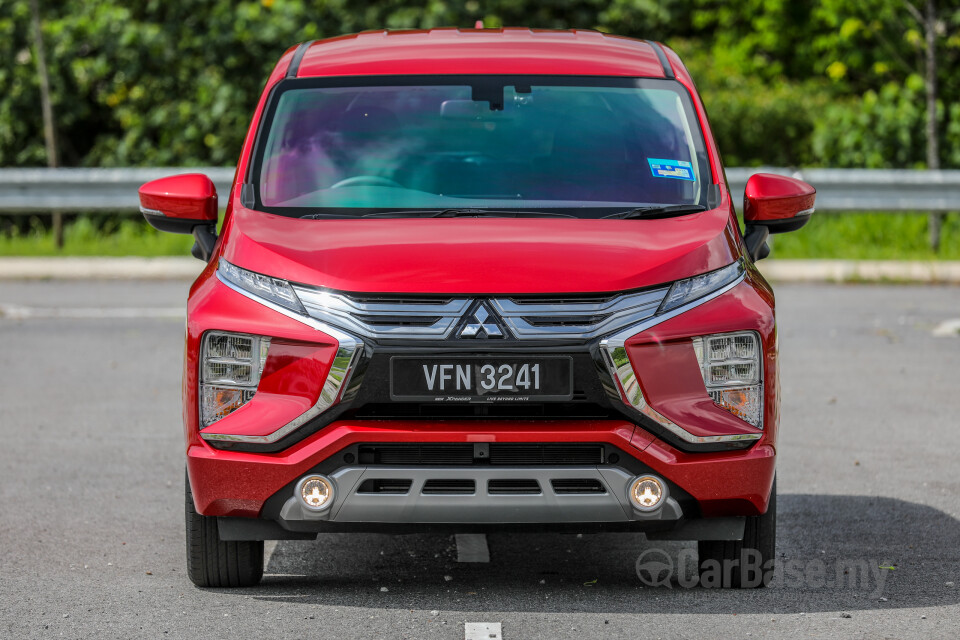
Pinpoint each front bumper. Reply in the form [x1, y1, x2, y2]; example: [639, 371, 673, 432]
[277, 465, 682, 525]
[183, 259, 779, 533]
[187, 419, 776, 525]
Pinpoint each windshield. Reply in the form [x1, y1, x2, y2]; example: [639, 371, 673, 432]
[253, 76, 711, 217]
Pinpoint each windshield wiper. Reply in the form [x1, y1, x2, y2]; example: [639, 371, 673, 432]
[299, 213, 356, 219]
[430, 208, 575, 218]
[362, 209, 576, 219]
[603, 204, 707, 220]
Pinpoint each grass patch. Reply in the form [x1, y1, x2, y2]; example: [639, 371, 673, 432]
[770, 211, 960, 260]
[0, 211, 957, 259]
[0, 215, 194, 257]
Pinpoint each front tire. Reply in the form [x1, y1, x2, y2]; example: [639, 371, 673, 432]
[185, 472, 263, 588]
[697, 477, 776, 588]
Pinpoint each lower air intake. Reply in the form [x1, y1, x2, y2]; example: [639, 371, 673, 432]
[551, 479, 607, 494]
[422, 479, 476, 495]
[356, 479, 412, 494]
[487, 479, 542, 495]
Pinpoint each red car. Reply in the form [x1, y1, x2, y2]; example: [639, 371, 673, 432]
[140, 29, 814, 589]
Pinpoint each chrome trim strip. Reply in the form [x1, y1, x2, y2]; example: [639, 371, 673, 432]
[796, 207, 815, 217]
[491, 287, 669, 340]
[493, 290, 666, 315]
[598, 273, 761, 445]
[201, 273, 363, 444]
[139, 205, 164, 217]
[294, 286, 471, 340]
[294, 284, 672, 342]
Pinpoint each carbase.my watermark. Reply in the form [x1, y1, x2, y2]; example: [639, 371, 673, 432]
[635, 547, 890, 597]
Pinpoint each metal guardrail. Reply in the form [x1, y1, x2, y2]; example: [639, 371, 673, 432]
[0, 168, 235, 211]
[726, 168, 960, 212]
[0, 167, 958, 212]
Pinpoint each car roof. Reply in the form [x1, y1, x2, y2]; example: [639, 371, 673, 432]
[293, 28, 670, 79]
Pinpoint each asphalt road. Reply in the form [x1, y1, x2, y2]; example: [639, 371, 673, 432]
[1, 280, 958, 639]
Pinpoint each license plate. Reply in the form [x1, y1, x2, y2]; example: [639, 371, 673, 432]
[390, 356, 574, 402]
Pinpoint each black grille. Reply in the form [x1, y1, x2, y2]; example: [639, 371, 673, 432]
[356, 479, 412, 494]
[551, 479, 606, 494]
[351, 402, 609, 420]
[506, 294, 618, 305]
[490, 444, 604, 465]
[523, 315, 609, 327]
[488, 479, 542, 494]
[348, 295, 455, 305]
[353, 314, 442, 327]
[422, 479, 475, 494]
[356, 444, 605, 466]
[359, 444, 474, 466]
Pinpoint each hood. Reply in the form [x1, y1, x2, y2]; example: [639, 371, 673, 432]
[220, 206, 742, 295]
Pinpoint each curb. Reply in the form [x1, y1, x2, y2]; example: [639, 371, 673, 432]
[0, 257, 204, 280]
[1, 257, 960, 284]
[758, 260, 960, 284]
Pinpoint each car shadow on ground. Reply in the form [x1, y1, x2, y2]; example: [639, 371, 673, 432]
[242, 494, 959, 614]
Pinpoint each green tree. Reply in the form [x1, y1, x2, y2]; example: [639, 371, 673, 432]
[2, 0, 960, 175]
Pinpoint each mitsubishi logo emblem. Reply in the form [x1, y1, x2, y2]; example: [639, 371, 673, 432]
[459, 303, 505, 338]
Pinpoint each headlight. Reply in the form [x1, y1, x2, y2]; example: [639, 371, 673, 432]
[658, 260, 744, 314]
[692, 331, 763, 428]
[218, 258, 305, 315]
[200, 331, 269, 427]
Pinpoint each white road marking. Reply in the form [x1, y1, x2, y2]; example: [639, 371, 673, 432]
[932, 319, 960, 337]
[455, 533, 490, 563]
[465, 622, 502, 640]
[0, 303, 184, 320]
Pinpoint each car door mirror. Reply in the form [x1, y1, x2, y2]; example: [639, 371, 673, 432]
[742, 173, 816, 261]
[139, 173, 219, 261]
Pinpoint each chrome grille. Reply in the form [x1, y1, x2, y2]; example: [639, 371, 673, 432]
[292, 286, 471, 339]
[490, 287, 669, 340]
[291, 285, 669, 341]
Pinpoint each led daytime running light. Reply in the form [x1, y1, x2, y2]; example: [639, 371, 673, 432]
[658, 260, 745, 315]
[218, 258, 305, 315]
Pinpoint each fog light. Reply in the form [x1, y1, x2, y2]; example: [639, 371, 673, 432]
[628, 475, 667, 512]
[297, 475, 334, 511]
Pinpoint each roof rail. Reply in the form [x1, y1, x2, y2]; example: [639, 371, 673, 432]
[286, 40, 316, 78]
[645, 40, 674, 79]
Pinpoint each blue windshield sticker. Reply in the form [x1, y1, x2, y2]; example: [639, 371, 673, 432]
[647, 158, 696, 181]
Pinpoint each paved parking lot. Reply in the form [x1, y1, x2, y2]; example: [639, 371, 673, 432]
[1, 280, 958, 639]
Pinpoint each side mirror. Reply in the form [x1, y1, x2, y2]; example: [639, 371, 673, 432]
[139, 174, 219, 261]
[742, 173, 816, 261]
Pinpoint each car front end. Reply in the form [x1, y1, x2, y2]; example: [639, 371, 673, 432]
[186, 239, 775, 540]
[140, 29, 814, 588]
